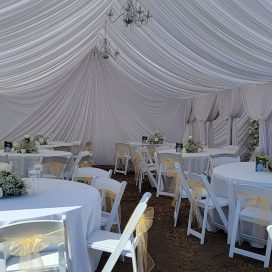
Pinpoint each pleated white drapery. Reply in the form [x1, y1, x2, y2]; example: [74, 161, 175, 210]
[1, 1, 272, 162]
[193, 93, 219, 147]
[241, 84, 272, 154]
[217, 89, 243, 145]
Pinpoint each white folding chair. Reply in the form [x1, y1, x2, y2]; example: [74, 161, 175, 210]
[229, 184, 272, 268]
[207, 153, 240, 177]
[114, 143, 131, 175]
[156, 152, 183, 198]
[92, 177, 127, 233]
[41, 156, 70, 179]
[221, 145, 240, 155]
[88, 192, 152, 272]
[72, 166, 112, 184]
[137, 147, 158, 192]
[186, 172, 228, 244]
[0, 216, 71, 272]
[173, 167, 191, 227]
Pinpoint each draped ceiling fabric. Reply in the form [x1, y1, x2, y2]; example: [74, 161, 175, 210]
[1, 0, 272, 163]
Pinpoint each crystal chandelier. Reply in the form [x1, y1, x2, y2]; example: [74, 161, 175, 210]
[92, 23, 120, 60]
[107, 0, 151, 27]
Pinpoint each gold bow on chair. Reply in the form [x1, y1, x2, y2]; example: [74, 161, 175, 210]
[187, 180, 207, 228]
[136, 207, 155, 272]
[100, 190, 122, 228]
[240, 194, 272, 226]
[162, 159, 180, 206]
[47, 162, 65, 178]
[132, 154, 142, 184]
[6, 229, 63, 270]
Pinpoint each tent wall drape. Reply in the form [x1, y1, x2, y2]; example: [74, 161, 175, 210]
[0, 54, 186, 164]
[193, 93, 219, 147]
[241, 83, 272, 154]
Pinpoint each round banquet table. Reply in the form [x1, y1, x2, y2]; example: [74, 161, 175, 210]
[211, 162, 272, 245]
[157, 148, 236, 174]
[0, 179, 101, 272]
[0, 149, 72, 177]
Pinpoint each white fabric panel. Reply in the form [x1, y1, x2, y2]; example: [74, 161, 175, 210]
[0, 55, 185, 164]
[193, 93, 219, 147]
[217, 89, 243, 145]
[241, 84, 272, 154]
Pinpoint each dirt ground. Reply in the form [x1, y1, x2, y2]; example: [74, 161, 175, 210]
[96, 170, 271, 272]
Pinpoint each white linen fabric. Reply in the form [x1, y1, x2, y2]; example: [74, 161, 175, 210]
[217, 89, 243, 145]
[1, 1, 272, 163]
[211, 162, 272, 244]
[241, 84, 272, 154]
[0, 179, 102, 272]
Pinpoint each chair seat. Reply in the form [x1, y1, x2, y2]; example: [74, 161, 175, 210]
[240, 206, 272, 225]
[87, 230, 133, 256]
[196, 196, 229, 209]
[6, 251, 60, 271]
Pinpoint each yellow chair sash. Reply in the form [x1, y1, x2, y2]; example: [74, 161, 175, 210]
[5, 229, 63, 270]
[239, 194, 272, 226]
[187, 180, 207, 228]
[132, 154, 142, 183]
[136, 207, 155, 272]
[46, 162, 65, 178]
[74, 176, 93, 185]
[100, 190, 122, 227]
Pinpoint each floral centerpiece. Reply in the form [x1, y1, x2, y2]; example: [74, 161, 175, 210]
[0, 170, 27, 197]
[248, 120, 259, 155]
[33, 134, 48, 145]
[183, 136, 203, 153]
[13, 135, 38, 153]
[148, 131, 163, 144]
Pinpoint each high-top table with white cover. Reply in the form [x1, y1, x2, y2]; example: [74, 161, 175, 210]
[211, 162, 272, 245]
[157, 148, 236, 174]
[0, 179, 101, 272]
[0, 150, 72, 177]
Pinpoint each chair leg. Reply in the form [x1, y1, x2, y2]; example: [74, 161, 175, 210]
[200, 204, 208, 244]
[187, 202, 194, 236]
[264, 235, 272, 268]
[229, 204, 240, 258]
[124, 157, 129, 175]
[156, 172, 162, 197]
[114, 155, 119, 175]
[174, 195, 181, 227]
[131, 248, 138, 272]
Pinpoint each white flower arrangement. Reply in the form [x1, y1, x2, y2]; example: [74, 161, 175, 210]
[0, 170, 27, 197]
[14, 136, 38, 154]
[183, 136, 203, 153]
[33, 134, 48, 145]
[148, 131, 164, 144]
[248, 120, 259, 155]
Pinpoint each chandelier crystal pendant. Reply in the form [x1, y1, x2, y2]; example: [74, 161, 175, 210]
[107, 0, 151, 27]
[92, 22, 120, 60]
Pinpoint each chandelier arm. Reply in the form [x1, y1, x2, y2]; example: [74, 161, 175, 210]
[109, 13, 124, 23]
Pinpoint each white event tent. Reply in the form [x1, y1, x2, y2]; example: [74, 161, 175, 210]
[1, 0, 272, 164]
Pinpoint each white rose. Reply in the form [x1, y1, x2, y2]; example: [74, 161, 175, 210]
[21, 149, 26, 153]
[198, 148, 202, 153]
[24, 135, 30, 139]
[154, 137, 158, 142]
[188, 136, 193, 140]
[11, 148, 15, 152]
[182, 148, 187, 153]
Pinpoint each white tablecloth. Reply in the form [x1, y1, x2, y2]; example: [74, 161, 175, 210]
[0, 150, 72, 177]
[158, 148, 235, 174]
[0, 179, 101, 272]
[211, 162, 272, 245]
